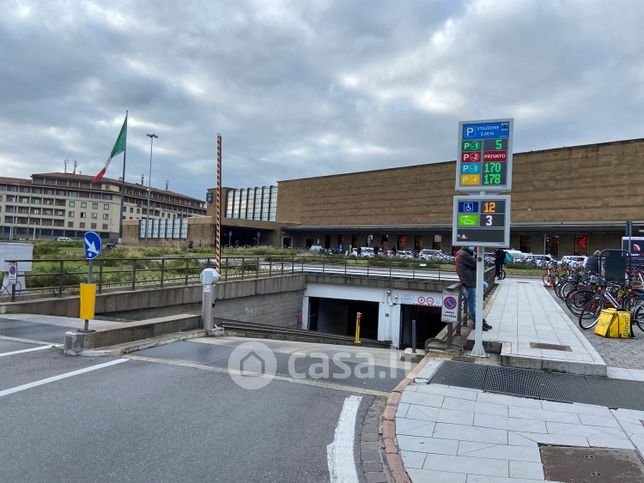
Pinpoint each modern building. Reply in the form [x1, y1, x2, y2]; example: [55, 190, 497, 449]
[122, 137, 644, 257]
[0, 172, 206, 241]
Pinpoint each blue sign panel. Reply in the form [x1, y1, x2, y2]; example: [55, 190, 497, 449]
[462, 121, 511, 140]
[458, 201, 479, 213]
[83, 231, 102, 260]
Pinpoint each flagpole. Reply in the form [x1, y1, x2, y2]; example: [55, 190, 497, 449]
[118, 110, 128, 243]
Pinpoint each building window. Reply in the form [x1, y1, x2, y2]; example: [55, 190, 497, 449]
[69, 201, 75, 207]
[79, 222, 85, 229]
[68, 221, 73, 228]
[102, 214, 109, 220]
[130, 207, 133, 213]
[91, 223, 97, 229]
[92, 202, 98, 209]
[68, 211, 74, 217]
[81, 202, 87, 208]
[103, 203, 109, 210]
[519, 235, 531, 254]
[80, 212, 86, 218]
[91, 212, 97, 219]
[102, 223, 108, 230]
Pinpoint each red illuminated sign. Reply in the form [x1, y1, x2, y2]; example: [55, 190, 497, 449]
[462, 152, 481, 162]
[483, 151, 507, 161]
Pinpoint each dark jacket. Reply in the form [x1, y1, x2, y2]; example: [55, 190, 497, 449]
[456, 248, 476, 288]
[585, 255, 600, 274]
[495, 249, 506, 265]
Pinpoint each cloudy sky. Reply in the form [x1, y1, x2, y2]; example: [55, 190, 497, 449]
[1, 0, 643, 199]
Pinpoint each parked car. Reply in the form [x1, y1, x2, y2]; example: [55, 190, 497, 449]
[359, 247, 375, 258]
[505, 249, 529, 262]
[56, 236, 73, 242]
[419, 249, 448, 262]
[308, 245, 325, 254]
[525, 254, 557, 267]
[397, 250, 415, 259]
[561, 255, 587, 268]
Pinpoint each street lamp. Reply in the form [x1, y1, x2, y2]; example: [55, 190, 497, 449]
[145, 133, 158, 247]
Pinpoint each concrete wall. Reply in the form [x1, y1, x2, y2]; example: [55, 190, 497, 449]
[215, 290, 304, 328]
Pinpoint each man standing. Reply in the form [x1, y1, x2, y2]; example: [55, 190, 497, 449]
[456, 247, 492, 331]
[585, 250, 601, 275]
[494, 248, 506, 279]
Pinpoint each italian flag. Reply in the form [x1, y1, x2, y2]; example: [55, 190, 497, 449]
[92, 114, 127, 184]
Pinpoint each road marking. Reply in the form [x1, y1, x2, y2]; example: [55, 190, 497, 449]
[0, 359, 127, 399]
[0, 344, 55, 358]
[327, 395, 362, 483]
[125, 354, 388, 396]
[0, 334, 59, 346]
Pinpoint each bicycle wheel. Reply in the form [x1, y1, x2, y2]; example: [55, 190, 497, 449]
[499, 268, 506, 280]
[566, 289, 595, 316]
[579, 297, 606, 329]
[542, 273, 552, 288]
[633, 303, 644, 332]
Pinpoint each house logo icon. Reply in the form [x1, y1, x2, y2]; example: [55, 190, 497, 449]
[228, 341, 277, 390]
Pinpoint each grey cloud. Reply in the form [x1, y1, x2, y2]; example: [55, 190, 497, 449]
[0, 0, 643, 199]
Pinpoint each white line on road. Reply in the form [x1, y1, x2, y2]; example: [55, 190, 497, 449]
[0, 359, 128, 398]
[0, 344, 55, 358]
[0, 334, 59, 346]
[327, 395, 362, 483]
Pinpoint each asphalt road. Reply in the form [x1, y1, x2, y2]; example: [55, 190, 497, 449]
[0, 331, 406, 482]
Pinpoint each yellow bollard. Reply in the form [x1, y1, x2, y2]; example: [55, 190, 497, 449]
[79, 283, 96, 332]
[354, 312, 362, 344]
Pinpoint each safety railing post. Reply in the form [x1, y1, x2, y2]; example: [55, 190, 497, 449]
[58, 260, 64, 296]
[241, 257, 245, 279]
[225, 257, 229, 281]
[256, 256, 260, 279]
[160, 258, 165, 287]
[184, 258, 189, 285]
[132, 259, 137, 291]
[269, 257, 272, 276]
[98, 259, 104, 293]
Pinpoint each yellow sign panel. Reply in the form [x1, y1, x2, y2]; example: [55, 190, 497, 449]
[460, 174, 481, 185]
[79, 283, 96, 320]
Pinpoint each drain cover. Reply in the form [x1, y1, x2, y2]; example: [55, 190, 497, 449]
[530, 342, 572, 352]
[540, 446, 644, 482]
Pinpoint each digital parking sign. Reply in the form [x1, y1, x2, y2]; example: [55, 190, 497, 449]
[452, 195, 511, 247]
[456, 119, 513, 192]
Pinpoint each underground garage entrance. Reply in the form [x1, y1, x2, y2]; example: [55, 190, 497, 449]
[399, 304, 445, 350]
[307, 297, 379, 340]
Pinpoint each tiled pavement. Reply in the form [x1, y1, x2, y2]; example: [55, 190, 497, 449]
[548, 287, 644, 371]
[397, 361, 644, 483]
[474, 279, 606, 375]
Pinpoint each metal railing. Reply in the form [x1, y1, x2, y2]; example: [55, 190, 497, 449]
[0, 255, 460, 301]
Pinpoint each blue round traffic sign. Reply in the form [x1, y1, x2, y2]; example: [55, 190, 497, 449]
[83, 231, 102, 260]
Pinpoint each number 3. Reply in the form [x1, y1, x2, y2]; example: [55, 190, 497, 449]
[485, 215, 493, 226]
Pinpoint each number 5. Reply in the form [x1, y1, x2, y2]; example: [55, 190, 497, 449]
[496, 140, 503, 150]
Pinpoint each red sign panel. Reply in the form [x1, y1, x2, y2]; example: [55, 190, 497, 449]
[462, 152, 481, 162]
[483, 151, 507, 161]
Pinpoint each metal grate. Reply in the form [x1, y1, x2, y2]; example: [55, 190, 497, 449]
[540, 446, 644, 483]
[530, 342, 571, 352]
[428, 361, 644, 411]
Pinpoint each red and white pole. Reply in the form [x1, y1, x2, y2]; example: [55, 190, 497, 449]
[216, 134, 222, 272]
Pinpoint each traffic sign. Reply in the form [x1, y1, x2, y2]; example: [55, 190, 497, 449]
[8, 263, 17, 284]
[452, 195, 511, 247]
[441, 289, 459, 324]
[83, 232, 102, 260]
[456, 119, 513, 192]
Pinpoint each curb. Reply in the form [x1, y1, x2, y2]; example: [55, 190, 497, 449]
[381, 356, 430, 483]
[75, 329, 207, 357]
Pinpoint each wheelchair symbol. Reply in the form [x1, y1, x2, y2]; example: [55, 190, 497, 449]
[464, 203, 474, 212]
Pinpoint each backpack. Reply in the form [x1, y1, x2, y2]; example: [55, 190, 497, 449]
[593, 308, 631, 338]
[505, 252, 513, 263]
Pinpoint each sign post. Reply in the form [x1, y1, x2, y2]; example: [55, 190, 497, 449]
[80, 232, 102, 332]
[453, 118, 513, 358]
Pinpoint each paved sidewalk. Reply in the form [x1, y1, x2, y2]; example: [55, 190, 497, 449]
[397, 360, 644, 483]
[549, 288, 644, 371]
[473, 279, 606, 375]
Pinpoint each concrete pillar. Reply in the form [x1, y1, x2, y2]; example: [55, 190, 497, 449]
[301, 295, 310, 330]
